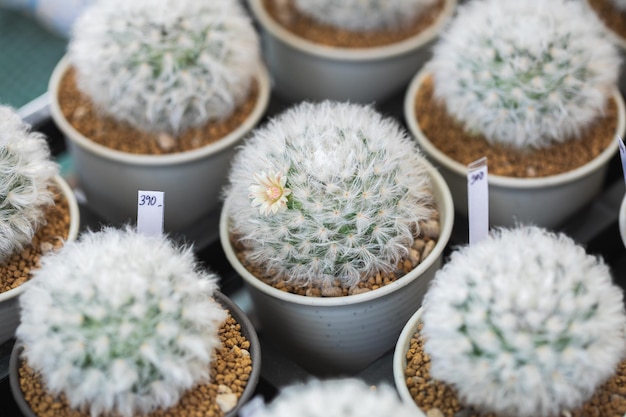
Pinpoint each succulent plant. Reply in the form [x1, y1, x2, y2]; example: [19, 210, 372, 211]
[292, 0, 437, 32]
[17, 227, 227, 417]
[0, 105, 58, 263]
[250, 378, 424, 417]
[428, 0, 621, 149]
[225, 100, 438, 290]
[421, 226, 626, 417]
[68, 0, 261, 135]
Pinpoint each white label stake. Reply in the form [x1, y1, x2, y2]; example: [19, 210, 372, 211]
[618, 135, 626, 187]
[137, 190, 164, 236]
[467, 157, 489, 245]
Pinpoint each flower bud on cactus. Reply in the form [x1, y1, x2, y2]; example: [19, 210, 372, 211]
[0, 105, 58, 262]
[428, 0, 621, 149]
[251, 378, 424, 417]
[421, 226, 626, 417]
[68, 0, 261, 135]
[226, 101, 438, 290]
[292, 0, 437, 32]
[17, 227, 227, 417]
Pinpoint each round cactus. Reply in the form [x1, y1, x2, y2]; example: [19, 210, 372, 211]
[0, 105, 58, 263]
[226, 101, 438, 290]
[292, 0, 437, 32]
[428, 0, 621, 149]
[251, 378, 424, 417]
[68, 0, 261, 135]
[421, 226, 626, 417]
[17, 227, 227, 417]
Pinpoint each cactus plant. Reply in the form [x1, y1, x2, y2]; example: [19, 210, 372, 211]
[16, 227, 228, 417]
[291, 0, 438, 32]
[420, 226, 626, 417]
[68, 0, 261, 135]
[427, 0, 621, 149]
[251, 378, 425, 417]
[0, 105, 58, 263]
[225, 100, 438, 291]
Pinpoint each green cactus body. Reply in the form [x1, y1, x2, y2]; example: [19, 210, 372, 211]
[0, 105, 58, 262]
[69, 0, 261, 135]
[17, 227, 227, 417]
[226, 101, 437, 290]
[428, 0, 620, 149]
[292, 0, 437, 32]
[421, 226, 626, 417]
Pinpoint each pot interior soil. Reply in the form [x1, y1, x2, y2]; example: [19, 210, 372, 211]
[404, 323, 626, 417]
[0, 187, 71, 294]
[588, 0, 626, 41]
[262, 0, 446, 48]
[233, 212, 441, 297]
[17, 311, 253, 417]
[414, 74, 618, 178]
[57, 67, 260, 155]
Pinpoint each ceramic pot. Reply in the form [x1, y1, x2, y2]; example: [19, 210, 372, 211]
[404, 68, 626, 228]
[9, 290, 261, 417]
[0, 175, 80, 345]
[219, 161, 454, 375]
[619, 193, 626, 249]
[49, 55, 271, 234]
[393, 307, 425, 415]
[246, 0, 457, 103]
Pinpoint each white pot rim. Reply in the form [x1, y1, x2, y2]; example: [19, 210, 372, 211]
[393, 307, 424, 410]
[219, 161, 454, 307]
[0, 175, 80, 303]
[247, 0, 457, 62]
[48, 55, 271, 167]
[404, 68, 626, 189]
[619, 194, 626, 248]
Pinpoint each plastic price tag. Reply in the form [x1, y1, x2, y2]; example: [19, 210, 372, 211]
[137, 190, 164, 236]
[467, 157, 489, 245]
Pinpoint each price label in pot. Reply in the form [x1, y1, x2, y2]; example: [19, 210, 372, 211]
[618, 135, 626, 187]
[468, 157, 489, 245]
[137, 190, 164, 236]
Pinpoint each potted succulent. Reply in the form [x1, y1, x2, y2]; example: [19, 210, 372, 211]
[10, 226, 261, 417]
[393, 226, 626, 416]
[0, 105, 80, 345]
[49, 0, 271, 234]
[220, 100, 454, 375]
[246, 0, 457, 103]
[247, 378, 425, 417]
[405, 0, 626, 228]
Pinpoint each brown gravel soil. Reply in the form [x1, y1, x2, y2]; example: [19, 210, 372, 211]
[414, 74, 618, 178]
[588, 0, 626, 42]
[16, 312, 253, 417]
[0, 188, 71, 294]
[57, 67, 260, 155]
[233, 214, 441, 297]
[262, 0, 446, 48]
[404, 324, 626, 417]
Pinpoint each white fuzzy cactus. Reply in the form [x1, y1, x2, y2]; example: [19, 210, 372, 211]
[17, 227, 227, 417]
[226, 101, 437, 290]
[428, 0, 621, 149]
[292, 0, 437, 32]
[421, 226, 626, 417]
[68, 0, 261, 135]
[0, 105, 58, 263]
[249, 378, 425, 417]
